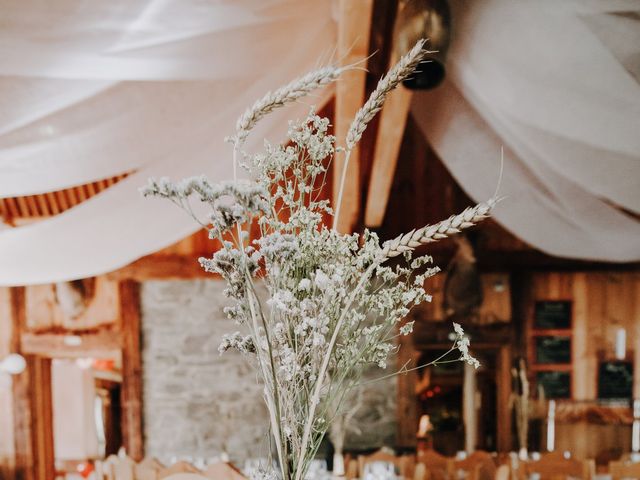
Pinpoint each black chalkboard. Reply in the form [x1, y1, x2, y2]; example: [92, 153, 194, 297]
[536, 371, 571, 399]
[535, 336, 571, 364]
[535, 301, 572, 329]
[598, 361, 633, 399]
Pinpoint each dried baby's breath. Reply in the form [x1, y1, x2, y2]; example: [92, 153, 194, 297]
[144, 38, 490, 480]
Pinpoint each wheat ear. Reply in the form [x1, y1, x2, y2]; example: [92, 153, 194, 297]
[380, 198, 496, 259]
[231, 66, 346, 145]
[346, 39, 429, 149]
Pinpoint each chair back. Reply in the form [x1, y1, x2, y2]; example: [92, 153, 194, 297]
[100, 454, 135, 480]
[345, 458, 359, 480]
[203, 462, 246, 480]
[161, 475, 208, 480]
[610, 460, 640, 480]
[413, 462, 428, 480]
[494, 464, 510, 480]
[454, 451, 496, 480]
[135, 458, 165, 480]
[417, 450, 453, 480]
[158, 461, 202, 479]
[358, 449, 399, 478]
[522, 452, 594, 480]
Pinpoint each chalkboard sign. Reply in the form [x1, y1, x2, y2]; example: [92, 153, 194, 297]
[537, 371, 571, 399]
[598, 361, 633, 399]
[535, 301, 572, 329]
[535, 336, 571, 364]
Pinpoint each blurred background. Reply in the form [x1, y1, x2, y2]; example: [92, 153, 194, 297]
[0, 0, 639, 479]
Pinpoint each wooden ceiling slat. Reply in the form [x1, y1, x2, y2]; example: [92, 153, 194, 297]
[1, 172, 129, 222]
[76, 185, 88, 202]
[35, 193, 51, 216]
[55, 191, 69, 211]
[85, 182, 97, 197]
[26, 196, 39, 216]
[4, 197, 20, 218]
[65, 187, 79, 207]
[15, 196, 30, 217]
[45, 192, 60, 215]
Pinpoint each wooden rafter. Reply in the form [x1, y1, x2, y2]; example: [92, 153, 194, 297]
[332, 0, 374, 233]
[364, 55, 413, 226]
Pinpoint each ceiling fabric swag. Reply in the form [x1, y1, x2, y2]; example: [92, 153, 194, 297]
[1, 0, 638, 285]
[0, 0, 337, 285]
[412, 0, 640, 262]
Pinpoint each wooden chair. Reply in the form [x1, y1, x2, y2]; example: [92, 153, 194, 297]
[398, 454, 416, 479]
[345, 458, 359, 480]
[454, 451, 496, 480]
[161, 475, 208, 480]
[358, 448, 399, 478]
[99, 454, 135, 480]
[203, 462, 246, 480]
[158, 461, 202, 479]
[417, 450, 453, 480]
[135, 458, 165, 480]
[413, 462, 427, 480]
[610, 460, 640, 480]
[521, 452, 595, 480]
[494, 464, 510, 480]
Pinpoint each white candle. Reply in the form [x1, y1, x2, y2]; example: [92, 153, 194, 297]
[615, 328, 626, 360]
[632, 399, 640, 453]
[546, 400, 556, 452]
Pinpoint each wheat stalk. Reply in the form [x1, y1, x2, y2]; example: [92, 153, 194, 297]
[345, 39, 429, 149]
[231, 66, 345, 145]
[380, 198, 496, 259]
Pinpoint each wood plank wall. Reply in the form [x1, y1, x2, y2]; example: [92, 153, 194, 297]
[0, 287, 16, 477]
[526, 271, 640, 399]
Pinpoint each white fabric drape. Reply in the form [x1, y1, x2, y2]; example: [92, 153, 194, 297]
[412, 0, 640, 262]
[1, 0, 638, 285]
[0, 0, 337, 285]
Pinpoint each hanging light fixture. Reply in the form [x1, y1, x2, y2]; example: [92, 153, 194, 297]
[394, 0, 451, 90]
[0, 353, 27, 375]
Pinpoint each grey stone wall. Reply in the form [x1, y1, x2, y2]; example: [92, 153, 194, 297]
[141, 280, 270, 464]
[140, 279, 397, 464]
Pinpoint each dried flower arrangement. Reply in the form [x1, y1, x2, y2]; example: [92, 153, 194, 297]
[142, 39, 493, 480]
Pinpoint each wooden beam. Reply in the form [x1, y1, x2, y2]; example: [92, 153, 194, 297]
[396, 329, 421, 449]
[10, 288, 55, 480]
[332, 0, 373, 233]
[496, 344, 513, 452]
[0, 288, 16, 477]
[364, 52, 412, 227]
[20, 330, 122, 359]
[107, 254, 212, 281]
[30, 357, 54, 480]
[119, 281, 144, 461]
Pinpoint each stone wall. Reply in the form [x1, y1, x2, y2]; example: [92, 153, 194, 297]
[141, 280, 270, 464]
[140, 279, 397, 464]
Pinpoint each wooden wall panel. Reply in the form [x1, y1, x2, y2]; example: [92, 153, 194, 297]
[418, 273, 511, 324]
[528, 271, 640, 400]
[24, 277, 119, 333]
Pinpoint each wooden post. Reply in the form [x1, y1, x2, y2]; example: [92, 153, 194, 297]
[463, 362, 477, 453]
[29, 356, 54, 480]
[0, 287, 16, 477]
[119, 281, 144, 460]
[396, 331, 420, 448]
[496, 344, 513, 452]
[10, 287, 55, 480]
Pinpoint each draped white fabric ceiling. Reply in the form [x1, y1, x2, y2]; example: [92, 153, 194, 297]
[0, 0, 638, 285]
